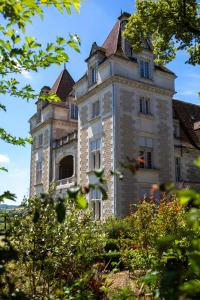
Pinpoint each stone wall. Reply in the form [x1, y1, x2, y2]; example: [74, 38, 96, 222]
[115, 87, 139, 216]
[156, 99, 174, 183]
[79, 128, 89, 186]
[102, 116, 114, 217]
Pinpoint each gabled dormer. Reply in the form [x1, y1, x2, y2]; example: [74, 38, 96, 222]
[85, 42, 106, 87]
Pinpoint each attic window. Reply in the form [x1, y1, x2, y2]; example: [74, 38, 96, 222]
[89, 65, 98, 86]
[140, 59, 150, 79]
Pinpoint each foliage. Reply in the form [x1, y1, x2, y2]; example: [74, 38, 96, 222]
[3, 191, 106, 299]
[0, 0, 81, 201]
[124, 0, 200, 65]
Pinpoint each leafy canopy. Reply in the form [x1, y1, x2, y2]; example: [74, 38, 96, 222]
[0, 0, 81, 201]
[124, 0, 200, 65]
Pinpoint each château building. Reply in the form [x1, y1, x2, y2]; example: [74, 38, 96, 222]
[29, 13, 200, 219]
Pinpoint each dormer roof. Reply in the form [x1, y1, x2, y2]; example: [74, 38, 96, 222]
[173, 99, 200, 149]
[102, 20, 121, 57]
[85, 42, 106, 62]
[50, 68, 75, 101]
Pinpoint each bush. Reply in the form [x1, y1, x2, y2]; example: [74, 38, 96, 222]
[8, 192, 106, 299]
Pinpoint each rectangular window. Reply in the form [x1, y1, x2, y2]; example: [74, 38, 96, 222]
[36, 161, 42, 184]
[139, 151, 145, 168]
[139, 149, 153, 169]
[140, 60, 150, 79]
[90, 138, 101, 170]
[92, 100, 100, 119]
[139, 136, 153, 169]
[175, 157, 181, 182]
[38, 134, 43, 147]
[91, 200, 101, 220]
[89, 65, 97, 85]
[139, 97, 151, 115]
[90, 189, 102, 220]
[71, 104, 78, 120]
[147, 151, 152, 169]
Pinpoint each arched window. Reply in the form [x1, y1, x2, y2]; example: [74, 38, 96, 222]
[59, 155, 74, 180]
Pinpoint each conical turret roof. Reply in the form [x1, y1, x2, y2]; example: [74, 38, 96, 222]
[50, 68, 75, 101]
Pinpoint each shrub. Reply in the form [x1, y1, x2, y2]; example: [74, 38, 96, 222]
[9, 192, 106, 299]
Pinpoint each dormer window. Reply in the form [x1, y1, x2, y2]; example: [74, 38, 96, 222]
[91, 66, 97, 84]
[140, 59, 150, 79]
[89, 65, 98, 86]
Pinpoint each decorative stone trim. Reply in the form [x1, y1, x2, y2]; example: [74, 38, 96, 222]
[76, 75, 175, 104]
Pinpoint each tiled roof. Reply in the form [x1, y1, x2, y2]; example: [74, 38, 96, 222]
[173, 99, 200, 149]
[101, 16, 175, 76]
[50, 68, 75, 101]
[102, 20, 121, 57]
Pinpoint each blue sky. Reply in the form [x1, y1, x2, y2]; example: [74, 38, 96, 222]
[0, 0, 199, 204]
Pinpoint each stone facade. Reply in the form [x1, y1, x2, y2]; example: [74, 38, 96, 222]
[29, 13, 200, 220]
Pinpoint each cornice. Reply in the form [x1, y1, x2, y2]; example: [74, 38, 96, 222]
[76, 75, 175, 104]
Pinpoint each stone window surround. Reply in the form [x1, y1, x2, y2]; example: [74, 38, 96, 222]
[90, 199, 102, 220]
[139, 148, 154, 169]
[55, 153, 76, 181]
[138, 55, 153, 81]
[91, 99, 100, 120]
[89, 137, 102, 171]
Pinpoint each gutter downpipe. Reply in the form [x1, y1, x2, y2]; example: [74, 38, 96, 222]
[110, 60, 117, 216]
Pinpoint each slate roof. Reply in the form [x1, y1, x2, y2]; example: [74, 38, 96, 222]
[173, 99, 200, 149]
[102, 20, 121, 57]
[101, 15, 175, 76]
[50, 68, 75, 101]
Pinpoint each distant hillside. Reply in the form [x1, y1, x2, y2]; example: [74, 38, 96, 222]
[0, 204, 19, 211]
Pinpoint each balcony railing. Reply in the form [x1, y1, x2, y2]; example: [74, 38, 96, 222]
[53, 131, 78, 149]
[56, 176, 77, 188]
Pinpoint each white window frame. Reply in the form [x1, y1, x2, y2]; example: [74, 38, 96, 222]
[89, 138, 101, 170]
[140, 59, 150, 79]
[90, 189, 102, 220]
[89, 65, 98, 86]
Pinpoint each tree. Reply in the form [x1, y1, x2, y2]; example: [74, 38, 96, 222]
[124, 0, 200, 65]
[0, 0, 81, 201]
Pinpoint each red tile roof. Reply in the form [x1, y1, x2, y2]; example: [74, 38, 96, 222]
[173, 99, 200, 149]
[50, 68, 74, 101]
[102, 20, 121, 57]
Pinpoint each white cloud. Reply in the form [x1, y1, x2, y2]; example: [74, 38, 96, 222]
[0, 154, 10, 163]
[21, 70, 32, 80]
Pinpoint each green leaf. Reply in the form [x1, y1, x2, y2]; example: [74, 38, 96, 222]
[56, 199, 66, 223]
[178, 189, 199, 205]
[194, 156, 200, 168]
[76, 192, 88, 209]
[0, 167, 8, 172]
[33, 209, 40, 223]
[94, 168, 104, 178]
[67, 186, 80, 199]
[0, 191, 16, 202]
[0, 103, 6, 112]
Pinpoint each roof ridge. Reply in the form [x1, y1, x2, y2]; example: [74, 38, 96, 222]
[173, 99, 200, 107]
